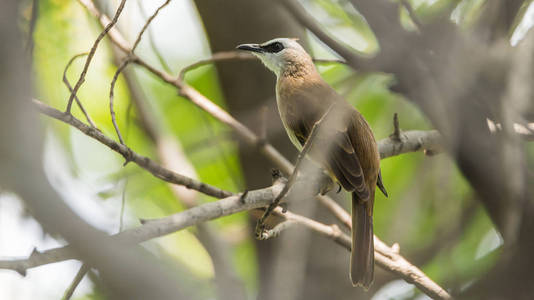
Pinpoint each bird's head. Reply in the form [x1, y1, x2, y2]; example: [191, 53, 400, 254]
[237, 38, 313, 77]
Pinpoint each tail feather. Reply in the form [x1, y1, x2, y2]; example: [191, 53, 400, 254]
[350, 192, 374, 288]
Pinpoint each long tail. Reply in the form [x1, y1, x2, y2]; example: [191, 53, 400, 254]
[350, 192, 374, 288]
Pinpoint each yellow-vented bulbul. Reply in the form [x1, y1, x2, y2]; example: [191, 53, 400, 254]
[237, 38, 387, 288]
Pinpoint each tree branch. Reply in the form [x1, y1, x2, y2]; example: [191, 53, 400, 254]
[0, 178, 451, 299]
[276, 0, 370, 69]
[62, 264, 89, 300]
[62, 53, 97, 127]
[109, 58, 130, 145]
[178, 51, 346, 81]
[33, 96, 453, 298]
[136, 0, 173, 73]
[66, 0, 127, 113]
[108, 0, 172, 147]
[269, 209, 451, 299]
[32, 99, 232, 199]
[0, 183, 284, 273]
[379, 129, 443, 158]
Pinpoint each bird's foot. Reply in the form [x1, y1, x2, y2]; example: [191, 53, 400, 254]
[255, 221, 268, 240]
[317, 174, 336, 195]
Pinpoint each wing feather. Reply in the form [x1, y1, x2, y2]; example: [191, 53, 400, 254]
[278, 78, 375, 201]
[289, 101, 369, 200]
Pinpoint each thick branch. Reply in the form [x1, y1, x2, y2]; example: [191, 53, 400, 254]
[0, 179, 450, 299]
[268, 210, 451, 300]
[379, 129, 442, 159]
[0, 184, 282, 273]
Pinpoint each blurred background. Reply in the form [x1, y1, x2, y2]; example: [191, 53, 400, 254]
[1, 0, 533, 299]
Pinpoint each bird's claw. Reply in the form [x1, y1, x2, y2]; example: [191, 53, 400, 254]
[279, 203, 288, 213]
[255, 222, 267, 240]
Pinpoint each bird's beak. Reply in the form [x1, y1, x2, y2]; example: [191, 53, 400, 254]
[236, 43, 264, 53]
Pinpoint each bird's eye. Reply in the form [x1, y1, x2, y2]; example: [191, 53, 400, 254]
[263, 42, 284, 53]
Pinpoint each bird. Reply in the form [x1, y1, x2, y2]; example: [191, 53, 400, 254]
[237, 38, 387, 288]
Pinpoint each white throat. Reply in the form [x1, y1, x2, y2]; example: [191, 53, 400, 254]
[254, 53, 284, 77]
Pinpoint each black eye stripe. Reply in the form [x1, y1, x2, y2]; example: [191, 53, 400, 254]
[261, 42, 284, 53]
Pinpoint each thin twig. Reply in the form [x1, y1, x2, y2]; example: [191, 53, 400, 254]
[109, 58, 131, 145]
[62, 264, 89, 300]
[66, 0, 127, 113]
[63, 53, 97, 127]
[390, 112, 402, 142]
[256, 104, 334, 239]
[317, 194, 352, 228]
[131, 0, 172, 52]
[179, 51, 255, 80]
[136, 0, 244, 190]
[277, 0, 369, 69]
[77, 0, 131, 53]
[178, 50, 346, 81]
[261, 219, 298, 239]
[108, 0, 172, 147]
[273, 209, 451, 300]
[137, 0, 173, 72]
[33, 99, 232, 199]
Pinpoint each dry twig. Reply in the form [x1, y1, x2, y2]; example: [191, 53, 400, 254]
[33, 99, 232, 199]
[178, 51, 346, 81]
[256, 104, 334, 239]
[137, 0, 173, 72]
[109, 58, 131, 145]
[66, 0, 127, 112]
[108, 0, 172, 146]
[62, 264, 89, 300]
[276, 0, 369, 68]
[62, 52, 97, 127]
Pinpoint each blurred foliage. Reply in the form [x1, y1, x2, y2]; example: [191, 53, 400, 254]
[24, 0, 522, 298]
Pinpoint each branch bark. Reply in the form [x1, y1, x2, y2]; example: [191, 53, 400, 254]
[0, 178, 451, 299]
[33, 99, 232, 199]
